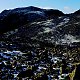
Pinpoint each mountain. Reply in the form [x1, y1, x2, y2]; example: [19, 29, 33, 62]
[74, 9, 80, 15]
[0, 6, 80, 51]
[0, 6, 64, 33]
[0, 6, 80, 80]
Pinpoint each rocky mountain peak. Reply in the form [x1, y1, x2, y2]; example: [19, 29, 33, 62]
[74, 9, 80, 15]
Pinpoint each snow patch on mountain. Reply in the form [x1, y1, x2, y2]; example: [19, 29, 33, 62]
[27, 11, 45, 15]
[57, 17, 70, 27]
[61, 34, 80, 44]
[43, 27, 52, 33]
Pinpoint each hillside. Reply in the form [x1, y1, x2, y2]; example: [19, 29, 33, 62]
[0, 6, 80, 80]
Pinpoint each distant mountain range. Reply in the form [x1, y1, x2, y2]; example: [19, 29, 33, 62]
[0, 6, 80, 50]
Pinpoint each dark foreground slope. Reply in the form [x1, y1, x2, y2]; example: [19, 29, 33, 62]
[0, 6, 80, 80]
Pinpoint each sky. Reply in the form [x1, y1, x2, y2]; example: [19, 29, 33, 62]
[0, 0, 80, 13]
